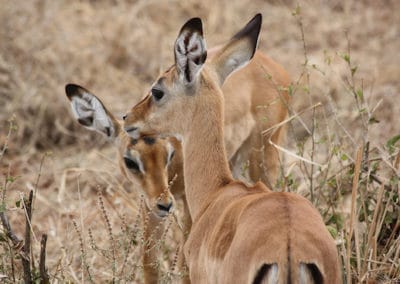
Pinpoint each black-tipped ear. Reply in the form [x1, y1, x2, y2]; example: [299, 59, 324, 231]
[174, 17, 207, 85]
[210, 14, 262, 85]
[232, 13, 262, 58]
[65, 83, 121, 139]
[65, 83, 87, 100]
[179, 17, 203, 36]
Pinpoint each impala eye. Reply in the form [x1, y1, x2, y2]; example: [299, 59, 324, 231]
[124, 157, 140, 173]
[151, 88, 164, 102]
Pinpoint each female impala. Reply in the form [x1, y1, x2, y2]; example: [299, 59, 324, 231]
[123, 14, 341, 283]
[65, 84, 190, 283]
[66, 13, 290, 282]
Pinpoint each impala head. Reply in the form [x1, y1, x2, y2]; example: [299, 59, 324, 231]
[65, 84, 177, 217]
[123, 14, 262, 139]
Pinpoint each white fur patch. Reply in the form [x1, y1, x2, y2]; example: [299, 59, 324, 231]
[299, 263, 317, 284]
[265, 264, 278, 284]
[124, 152, 146, 174]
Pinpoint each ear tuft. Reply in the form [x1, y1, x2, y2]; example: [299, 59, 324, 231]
[211, 14, 262, 85]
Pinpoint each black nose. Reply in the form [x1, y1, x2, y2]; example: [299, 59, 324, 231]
[157, 202, 173, 212]
[122, 114, 127, 120]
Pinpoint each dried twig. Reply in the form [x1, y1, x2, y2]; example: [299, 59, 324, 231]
[0, 211, 23, 249]
[39, 234, 50, 284]
[346, 146, 363, 283]
[22, 190, 34, 284]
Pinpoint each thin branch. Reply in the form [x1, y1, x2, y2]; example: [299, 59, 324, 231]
[0, 211, 23, 249]
[39, 234, 50, 284]
[22, 190, 34, 284]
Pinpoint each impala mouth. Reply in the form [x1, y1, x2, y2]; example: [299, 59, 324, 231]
[155, 209, 170, 218]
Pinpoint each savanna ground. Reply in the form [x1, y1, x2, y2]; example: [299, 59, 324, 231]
[0, 0, 399, 283]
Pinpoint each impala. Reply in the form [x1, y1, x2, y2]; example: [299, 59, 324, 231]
[66, 12, 290, 283]
[123, 14, 341, 283]
[65, 84, 190, 283]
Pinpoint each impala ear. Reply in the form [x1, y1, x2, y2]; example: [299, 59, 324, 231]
[212, 14, 262, 85]
[174, 17, 207, 85]
[65, 84, 121, 139]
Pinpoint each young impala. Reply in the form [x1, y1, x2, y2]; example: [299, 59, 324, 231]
[123, 14, 341, 283]
[66, 12, 290, 283]
[65, 84, 190, 283]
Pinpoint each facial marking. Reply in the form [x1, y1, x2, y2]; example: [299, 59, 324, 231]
[166, 142, 175, 166]
[143, 136, 156, 145]
[124, 150, 145, 174]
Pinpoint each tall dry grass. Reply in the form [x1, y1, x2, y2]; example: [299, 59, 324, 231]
[0, 0, 399, 282]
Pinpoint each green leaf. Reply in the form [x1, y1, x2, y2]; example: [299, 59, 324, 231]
[356, 89, 363, 100]
[326, 225, 338, 239]
[386, 134, 400, 154]
[351, 66, 358, 76]
[6, 176, 15, 183]
[328, 213, 344, 230]
[292, 5, 301, 16]
[0, 203, 6, 213]
[288, 84, 294, 97]
[368, 117, 380, 124]
[342, 53, 350, 64]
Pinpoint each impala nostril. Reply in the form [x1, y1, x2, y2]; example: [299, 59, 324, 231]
[157, 202, 173, 212]
[122, 114, 127, 120]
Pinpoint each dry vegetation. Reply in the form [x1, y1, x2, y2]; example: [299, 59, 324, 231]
[0, 0, 399, 283]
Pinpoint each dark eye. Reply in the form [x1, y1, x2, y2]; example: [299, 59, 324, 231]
[151, 88, 164, 101]
[124, 157, 140, 172]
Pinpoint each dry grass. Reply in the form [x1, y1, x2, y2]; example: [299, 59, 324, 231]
[0, 0, 399, 282]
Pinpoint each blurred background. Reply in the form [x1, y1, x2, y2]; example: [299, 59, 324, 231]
[0, 0, 399, 282]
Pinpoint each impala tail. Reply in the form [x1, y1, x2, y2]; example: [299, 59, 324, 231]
[253, 262, 324, 284]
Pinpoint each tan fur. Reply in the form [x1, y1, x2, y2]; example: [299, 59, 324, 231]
[65, 87, 190, 284]
[123, 15, 341, 283]
[116, 131, 191, 284]
[128, 49, 290, 189]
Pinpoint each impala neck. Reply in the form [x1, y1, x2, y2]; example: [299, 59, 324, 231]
[182, 73, 233, 220]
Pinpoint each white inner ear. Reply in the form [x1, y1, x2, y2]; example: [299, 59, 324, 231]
[175, 31, 206, 83]
[166, 142, 175, 167]
[226, 53, 249, 73]
[70, 92, 115, 137]
[218, 48, 252, 83]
